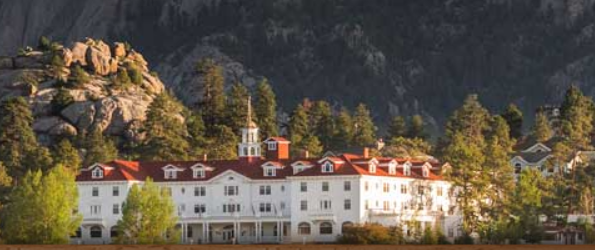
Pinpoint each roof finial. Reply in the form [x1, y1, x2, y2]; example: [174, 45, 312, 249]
[247, 95, 256, 128]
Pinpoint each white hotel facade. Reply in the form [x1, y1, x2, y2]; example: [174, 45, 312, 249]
[73, 110, 456, 244]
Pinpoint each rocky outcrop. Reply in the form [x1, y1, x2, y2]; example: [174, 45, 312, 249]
[0, 38, 166, 144]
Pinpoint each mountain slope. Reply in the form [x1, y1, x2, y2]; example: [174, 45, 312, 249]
[3, 0, 595, 135]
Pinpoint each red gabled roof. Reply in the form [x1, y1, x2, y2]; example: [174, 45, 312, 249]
[264, 137, 290, 142]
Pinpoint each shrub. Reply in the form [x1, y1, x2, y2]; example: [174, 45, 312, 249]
[37, 36, 51, 51]
[127, 65, 143, 86]
[113, 68, 132, 88]
[51, 88, 74, 114]
[18, 72, 39, 87]
[70, 64, 90, 87]
[337, 223, 402, 244]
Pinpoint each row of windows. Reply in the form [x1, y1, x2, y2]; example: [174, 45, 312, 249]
[363, 200, 442, 211]
[297, 222, 353, 235]
[364, 182, 444, 196]
[92, 185, 286, 197]
[299, 181, 351, 192]
[299, 199, 351, 211]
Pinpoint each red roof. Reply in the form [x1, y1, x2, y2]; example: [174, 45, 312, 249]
[264, 137, 290, 142]
[77, 155, 446, 182]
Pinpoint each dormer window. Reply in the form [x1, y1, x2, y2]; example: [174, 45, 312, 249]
[369, 163, 376, 173]
[388, 162, 397, 175]
[322, 162, 334, 173]
[193, 169, 205, 179]
[422, 168, 429, 177]
[164, 170, 177, 179]
[264, 167, 276, 177]
[404, 164, 411, 176]
[92, 168, 103, 179]
[268, 142, 277, 150]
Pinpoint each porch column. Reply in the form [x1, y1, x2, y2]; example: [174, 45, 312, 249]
[205, 222, 210, 243]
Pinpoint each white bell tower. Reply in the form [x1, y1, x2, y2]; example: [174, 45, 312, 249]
[238, 96, 261, 159]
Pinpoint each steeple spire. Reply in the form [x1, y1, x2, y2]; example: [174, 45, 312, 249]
[247, 95, 257, 128]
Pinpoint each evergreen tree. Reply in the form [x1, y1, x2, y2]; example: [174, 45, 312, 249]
[334, 107, 354, 149]
[514, 168, 551, 243]
[301, 135, 323, 158]
[113, 68, 132, 88]
[52, 139, 81, 173]
[50, 88, 74, 114]
[196, 58, 226, 130]
[186, 112, 207, 158]
[254, 78, 278, 139]
[388, 116, 407, 139]
[289, 103, 311, 156]
[0, 162, 13, 200]
[501, 103, 524, 139]
[82, 128, 118, 167]
[384, 137, 432, 158]
[0, 97, 52, 181]
[352, 103, 376, 146]
[206, 125, 238, 160]
[37, 36, 51, 51]
[309, 101, 335, 149]
[116, 178, 179, 244]
[70, 64, 90, 87]
[141, 93, 189, 161]
[407, 115, 427, 139]
[559, 86, 594, 150]
[50, 54, 66, 81]
[532, 111, 553, 142]
[226, 82, 249, 135]
[3, 166, 81, 244]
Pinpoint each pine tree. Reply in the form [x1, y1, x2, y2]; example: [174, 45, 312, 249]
[501, 104, 524, 139]
[226, 82, 249, 135]
[116, 178, 179, 244]
[388, 116, 407, 139]
[301, 135, 323, 158]
[70, 64, 90, 87]
[334, 107, 354, 149]
[407, 115, 427, 139]
[352, 103, 376, 146]
[206, 125, 238, 160]
[3, 166, 81, 244]
[196, 58, 226, 130]
[141, 93, 189, 161]
[559, 86, 594, 150]
[0, 162, 13, 200]
[50, 88, 74, 114]
[52, 139, 81, 173]
[309, 101, 335, 149]
[113, 68, 132, 88]
[514, 168, 551, 243]
[289, 103, 310, 156]
[532, 111, 553, 142]
[187, 112, 207, 158]
[254, 78, 278, 139]
[82, 128, 118, 167]
[0, 97, 52, 181]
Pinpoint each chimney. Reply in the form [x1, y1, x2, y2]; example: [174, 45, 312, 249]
[203, 154, 208, 162]
[363, 147, 370, 158]
[301, 150, 310, 159]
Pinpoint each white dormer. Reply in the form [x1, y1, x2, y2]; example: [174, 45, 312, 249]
[261, 161, 284, 177]
[403, 162, 411, 176]
[322, 161, 334, 173]
[92, 167, 104, 179]
[388, 160, 397, 175]
[422, 165, 430, 177]
[162, 164, 183, 180]
[264, 167, 276, 177]
[190, 163, 213, 179]
[523, 143, 551, 153]
[291, 161, 313, 174]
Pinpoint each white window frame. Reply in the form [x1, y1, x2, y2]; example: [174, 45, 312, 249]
[92, 187, 99, 197]
[369, 163, 376, 173]
[113, 204, 120, 215]
[264, 167, 276, 177]
[193, 169, 205, 179]
[322, 162, 334, 173]
[268, 142, 277, 150]
[404, 164, 411, 176]
[164, 169, 177, 179]
[300, 200, 308, 211]
[344, 199, 351, 210]
[92, 168, 103, 179]
[259, 185, 272, 195]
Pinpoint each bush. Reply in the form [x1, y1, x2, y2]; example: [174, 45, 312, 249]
[51, 88, 74, 114]
[37, 36, 51, 51]
[113, 68, 132, 88]
[70, 64, 90, 87]
[337, 223, 402, 244]
[18, 72, 39, 87]
[454, 233, 474, 244]
[127, 65, 143, 86]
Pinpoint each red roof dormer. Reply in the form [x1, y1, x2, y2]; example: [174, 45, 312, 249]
[264, 137, 290, 160]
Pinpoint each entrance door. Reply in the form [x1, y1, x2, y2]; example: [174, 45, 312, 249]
[222, 225, 235, 242]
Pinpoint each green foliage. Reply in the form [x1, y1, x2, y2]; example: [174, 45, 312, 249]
[50, 88, 74, 114]
[334, 107, 354, 149]
[387, 116, 407, 138]
[140, 93, 189, 161]
[18, 71, 39, 87]
[81, 128, 118, 167]
[205, 125, 238, 160]
[113, 68, 133, 89]
[337, 223, 403, 244]
[289, 103, 310, 156]
[116, 178, 179, 244]
[226, 82, 249, 135]
[513, 168, 551, 243]
[309, 101, 334, 149]
[126, 64, 143, 86]
[559, 85, 594, 150]
[3, 166, 81, 244]
[301, 135, 323, 157]
[197, 58, 226, 130]
[407, 115, 427, 139]
[0, 97, 52, 181]
[383, 136, 432, 158]
[70, 64, 90, 87]
[352, 103, 376, 146]
[186, 112, 207, 158]
[52, 139, 81, 173]
[532, 111, 553, 142]
[501, 103, 523, 139]
[37, 36, 51, 51]
[254, 78, 278, 140]
[50, 54, 67, 82]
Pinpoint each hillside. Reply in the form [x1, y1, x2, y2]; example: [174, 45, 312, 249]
[3, 0, 595, 135]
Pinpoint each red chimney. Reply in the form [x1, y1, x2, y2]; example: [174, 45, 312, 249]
[363, 147, 370, 158]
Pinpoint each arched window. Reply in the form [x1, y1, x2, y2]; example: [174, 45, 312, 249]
[341, 222, 354, 233]
[71, 227, 82, 238]
[423, 168, 429, 177]
[298, 222, 311, 235]
[320, 222, 333, 235]
[250, 147, 256, 155]
[404, 164, 411, 176]
[90, 226, 102, 238]
[110, 226, 118, 238]
[515, 163, 522, 174]
[243, 148, 248, 156]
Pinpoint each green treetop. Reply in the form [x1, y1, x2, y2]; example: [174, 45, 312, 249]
[116, 178, 179, 244]
[531, 111, 553, 142]
[352, 103, 377, 146]
[407, 115, 427, 139]
[501, 103, 524, 139]
[197, 58, 226, 130]
[254, 78, 278, 140]
[387, 116, 407, 139]
[333, 107, 354, 149]
[205, 124, 238, 160]
[52, 139, 82, 173]
[226, 82, 249, 135]
[309, 101, 335, 150]
[81, 128, 118, 167]
[289, 103, 311, 157]
[186, 112, 207, 158]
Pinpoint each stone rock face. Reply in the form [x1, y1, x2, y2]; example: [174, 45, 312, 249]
[0, 38, 167, 145]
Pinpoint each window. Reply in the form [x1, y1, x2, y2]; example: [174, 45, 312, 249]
[90, 226, 102, 238]
[264, 168, 276, 177]
[418, 185, 425, 195]
[365, 181, 369, 191]
[92, 168, 103, 179]
[423, 168, 429, 177]
[344, 199, 351, 210]
[404, 164, 411, 176]
[224, 186, 239, 196]
[281, 185, 285, 192]
[164, 169, 176, 179]
[72, 227, 82, 238]
[110, 226, 118, 238]
[92, 187, 99, 197]
[369, 163, 376, 173]
[320, 222, 333, 235]
[194, 204, 206, 214]
[280, 202, 286, 210]
[90, 205, 101, 215]
[112, 186, 119, 196]
[194, 186, 206, 196]
[187, 225, 193, 238]
[383, 183, 390, 193]
[515, 163, 522, 174]
[177, 204, 186, 216]
[300, 182, 307, 192]
[193, 169, 205, 178]
[344, 181, 351, 191]
[223, 204, 241, 213]
[321, 200, 332, 210]
[259, 203, 272, 213]
[268, 142, 277, 150]
[365, 200, 369, 209]
[322, 182, 329, 192]
[300, 200, 308, 211]
[112, 204, 119, 215]
[383, 201, 390, 211]
[322, 162, 334, 173]
[259, 185, 272, 195]
[401, 184, 408, 194]
[298, 222, 311, 235]
[389, 164, 396, 175]
[437, 187, 443, 196]
[448, 228, 454, 237]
